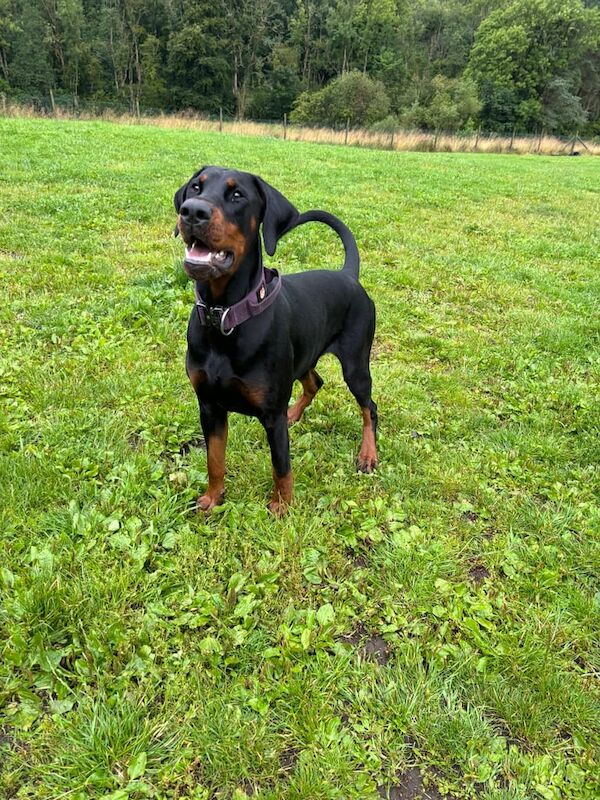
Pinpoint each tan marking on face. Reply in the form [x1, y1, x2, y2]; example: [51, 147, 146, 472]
[205, 207, 248, 265]
[199, 174, 207, 183]
[226, 178, 236, 188]
[182, 205, 249, 299]
[207, 274, 231, 300]
[249, 216, 257, 233]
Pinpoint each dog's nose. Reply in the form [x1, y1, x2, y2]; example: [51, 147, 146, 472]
[180, 198, 212, 225]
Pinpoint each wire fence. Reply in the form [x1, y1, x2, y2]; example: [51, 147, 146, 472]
[2, 94, 598, 157]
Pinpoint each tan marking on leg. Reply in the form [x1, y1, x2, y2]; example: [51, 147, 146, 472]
[197, 424, 228, 512]
[357, 407, 378, 473]
[287, 371, 321, 426]
[240, 382, 266, 408]
[187, 367, 207, 393]
[227, 378, 266, 410]
[268, 470, 293, 516]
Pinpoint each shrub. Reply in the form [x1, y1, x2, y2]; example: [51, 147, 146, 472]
[369, 114, 400, 133]
[290, 70, 390, 127]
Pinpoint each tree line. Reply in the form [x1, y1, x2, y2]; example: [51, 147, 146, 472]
[1, 0, 599, 134]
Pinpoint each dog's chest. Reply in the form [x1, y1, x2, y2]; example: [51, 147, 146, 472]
[187, 354, 266, 414]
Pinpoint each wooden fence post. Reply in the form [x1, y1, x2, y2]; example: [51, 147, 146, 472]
[344, 118, 349, 145]
[390, 129, 394, 149]
[49, 87, 56, 114]
[509, 126, 516, 150]
[219, 107, 223, 132]
[284, 113, 287, 140]
[474, 126, 481, 150]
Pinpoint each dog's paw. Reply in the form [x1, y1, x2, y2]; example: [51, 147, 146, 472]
[267, 499, 288, 517]
[196, 492, 224, 513]
[356, 453, 378, 473]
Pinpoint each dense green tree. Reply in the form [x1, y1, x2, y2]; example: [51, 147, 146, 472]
[224, 0, 281, 118]
[248, 44, 301, 119]
[166, 1, 233, 112]
[0, 0, 18, 83]
[468, 0, 600, 130]
[1, 0, 599, 133]
[402, 74, 481, 130]
[289, 0, 335, 86]
[8, 1, 54, 95]
[139, 34, 166, 108]
[543, 77, 588, 132]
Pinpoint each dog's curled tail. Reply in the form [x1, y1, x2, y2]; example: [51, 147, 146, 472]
[295, 210, 360, 279]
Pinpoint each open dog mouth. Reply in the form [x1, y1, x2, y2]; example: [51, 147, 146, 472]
[184, 239, 234, 272]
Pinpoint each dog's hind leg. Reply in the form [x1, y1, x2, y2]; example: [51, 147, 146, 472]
[343, 366, 378, 473]
[262, 413, 294, 515]
[334, 300, 378, 473]
[287, 369, 324, 426]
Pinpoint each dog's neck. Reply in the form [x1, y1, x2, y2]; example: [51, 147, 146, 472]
[197, 241, 263, 307]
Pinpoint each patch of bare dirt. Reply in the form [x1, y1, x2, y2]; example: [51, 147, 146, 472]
[468, 564, 490, 583]
[344, 625, 391, 666]
[279, 745, 299, 772]
[377, 767, 444, 800]
[178, 436, 205, 455]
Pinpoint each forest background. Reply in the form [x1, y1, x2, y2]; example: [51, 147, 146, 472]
[1, 0, 600, 137]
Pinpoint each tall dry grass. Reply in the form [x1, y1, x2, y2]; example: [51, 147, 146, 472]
[2, 100, 598, 156]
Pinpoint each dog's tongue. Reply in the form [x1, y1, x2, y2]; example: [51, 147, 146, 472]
[186, 242, 211, 262]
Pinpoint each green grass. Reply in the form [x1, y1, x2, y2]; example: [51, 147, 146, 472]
[1, 116, 599, 800]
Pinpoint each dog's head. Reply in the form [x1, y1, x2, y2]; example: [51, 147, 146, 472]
[174, 166, 299, 281]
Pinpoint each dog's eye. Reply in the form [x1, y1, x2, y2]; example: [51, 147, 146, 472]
[191, 183, 200, 193]
[231, 189, 243, 202]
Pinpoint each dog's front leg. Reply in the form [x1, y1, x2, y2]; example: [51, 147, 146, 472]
[262, 413, 293, 515]
[197, 402, 228, 512]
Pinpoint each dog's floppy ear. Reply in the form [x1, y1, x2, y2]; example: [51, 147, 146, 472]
[173, 184, 186, 213]
[255, 177, 299, 257]
[173, 167, 207, 236]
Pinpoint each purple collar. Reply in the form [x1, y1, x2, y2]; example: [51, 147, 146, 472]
[194, 266, 282, 335]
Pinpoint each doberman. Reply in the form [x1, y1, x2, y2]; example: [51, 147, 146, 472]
[174, 166, 378, 515]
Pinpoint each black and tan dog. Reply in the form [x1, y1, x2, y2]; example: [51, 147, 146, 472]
[174, 166, 377, 514]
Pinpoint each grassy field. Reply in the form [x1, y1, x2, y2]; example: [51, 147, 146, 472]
[0, 117, 599, 800]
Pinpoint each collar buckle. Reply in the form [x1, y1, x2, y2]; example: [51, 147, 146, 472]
[207, 305, 225, 329]
[195, 301, 234, 336]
